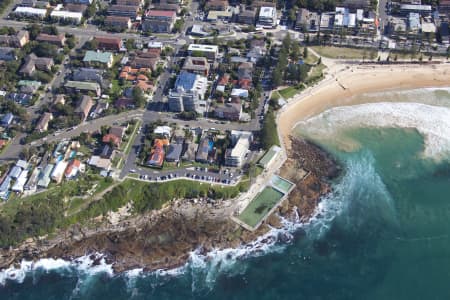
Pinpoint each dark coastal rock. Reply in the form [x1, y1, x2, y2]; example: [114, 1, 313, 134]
[0, 137, 340, 274]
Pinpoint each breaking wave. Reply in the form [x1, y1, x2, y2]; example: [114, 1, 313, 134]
[295, 102, 450, 161]
[0, 146, 394, 295]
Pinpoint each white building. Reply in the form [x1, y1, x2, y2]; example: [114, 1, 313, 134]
[187, 44, 219, 60]
[13, 7, 47, 18]
[231, 88, 249, 98]
[51, 161, 68, 183]
[50, 10, 83, 24]
[154, 126, 172, 138]
[11, 170, 28, 193]
[225, 131, 253, 167]
[257, 6, 277, 28]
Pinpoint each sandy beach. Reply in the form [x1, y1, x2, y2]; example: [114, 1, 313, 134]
[278, 63, 450, 149]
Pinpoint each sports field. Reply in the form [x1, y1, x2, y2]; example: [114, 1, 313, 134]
[238, 187, 284, 228]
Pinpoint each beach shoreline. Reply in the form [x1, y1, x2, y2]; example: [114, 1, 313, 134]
[277, 63, 450, 149]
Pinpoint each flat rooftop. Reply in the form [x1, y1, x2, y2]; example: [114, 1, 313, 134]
[258, 145, 281, 169]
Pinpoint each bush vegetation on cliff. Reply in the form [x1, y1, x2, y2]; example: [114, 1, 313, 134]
[0, 178, 249, 247]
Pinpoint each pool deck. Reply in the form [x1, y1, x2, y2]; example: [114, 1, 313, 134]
[232, 175, 296, 231]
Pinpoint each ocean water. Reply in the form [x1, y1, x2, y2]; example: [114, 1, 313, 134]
[2, 89, 450, 299]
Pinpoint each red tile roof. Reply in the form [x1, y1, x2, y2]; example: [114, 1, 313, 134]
[102, 133, 122, 146]
[146, 10, 176, 18]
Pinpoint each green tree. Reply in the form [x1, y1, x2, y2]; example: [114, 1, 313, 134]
[132, 87, 146, 108]
[260, 110, 279, 150]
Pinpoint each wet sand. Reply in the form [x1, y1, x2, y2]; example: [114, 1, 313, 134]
[278, 63, 450, 149]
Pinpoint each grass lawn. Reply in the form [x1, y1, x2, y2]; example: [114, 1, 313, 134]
[311, 46, 377, 60]
[279, 86, 302, 99]
[309, 63, 326, 80]
[110, 80, 122, 96]
[270, 90, 281, 101]
[304, 50, 319, 65]
[123, 120, 141, 155]
[238, 187, 284, 228]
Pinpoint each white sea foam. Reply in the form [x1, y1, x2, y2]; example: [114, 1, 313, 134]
[296, 102, 450, 160]
[0, 253, 113, 286]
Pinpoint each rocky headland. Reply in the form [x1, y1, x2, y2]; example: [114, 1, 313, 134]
[0, 137, 340, 273]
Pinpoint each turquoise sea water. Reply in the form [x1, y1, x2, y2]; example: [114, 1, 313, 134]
[1, 91, 450, 299]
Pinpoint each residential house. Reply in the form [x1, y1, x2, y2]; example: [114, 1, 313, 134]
[64, 0, 92, 4]
[94, 36, 123, 51]
[37, 164, 54, 188]
[246, 40, 266, 63]
[102, 133, 121, 147]
[205, 0, 228, 11]
[65, 3, 88, 13]
[36, 112, 53, 132]
[65, 159, 81, 178]
[72, 68, 105, 87]
[13, 7, 47, 19]
[165, 141, 183, 162]
[83, 50, 114, 68]
[108, 5, 139, 18]
[36, 33, 66, 47]
[0, 47, 16, 61]
[214, 102, 242, 121]
[341, 0, 371, 9]
[116, 0, 142, 6]
[0, 176, 11, 199]
[154, 125, 172, 138]
[65, 81, 101, 96]
[51, 161, 68, 183]
[190, 24, 211, 37]
[206, 10, 233, 22]
[24, 167, 40, 192]
[146, 139, 168, 168]
[0, 140, 8, 150]
[18, 80, 41, 94]
[195, 137, 212, 163]
[182, 56, 210, 76]
[9, 166, 22, 179]
[92, 100, 109, 117]
[105, 15, 132, 30]
[115, 97, 135, 109]
[1, 113, 14, 127]
[0, 30, 29, 48]
[182, 141, 197, 162]
[152, 3, 180, 13]
[100, 144, 114, 159]
[50, 10, 83, 24]
[231, 88, 249, 98]
[130, 56, 158, 70]
[19, 53, 54, 76]
[75, 95, 94, 121]
[7, 93, 32, 106]
[88, 155, 112, 171]
[12, 170, 28, 193]
[295, 8, 320, 32]
[142, 10, 176, 33]
[53, 94, 65, 105]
